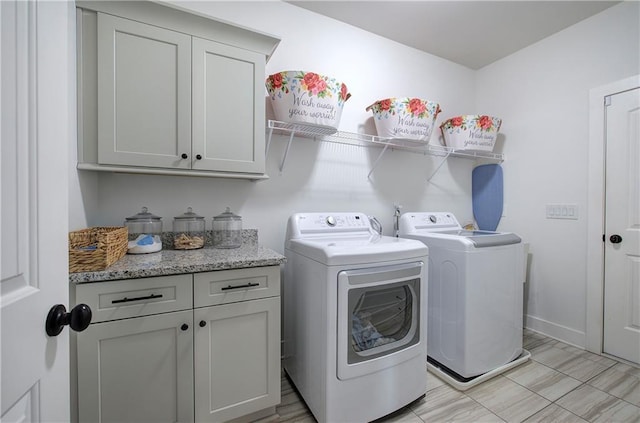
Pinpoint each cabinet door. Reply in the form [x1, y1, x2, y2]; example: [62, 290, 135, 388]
[192, 37, 266, 174]
[77, 310, 194, 423]
[194, 297, 280, 422]
[97, 13, 192, 168]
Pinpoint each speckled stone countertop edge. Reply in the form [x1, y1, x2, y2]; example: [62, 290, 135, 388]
[69, 241, 286, 284]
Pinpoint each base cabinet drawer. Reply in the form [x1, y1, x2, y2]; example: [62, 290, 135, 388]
[77, 310, 194, 423]
[75, 274, 193, 322]
[194, 266, 280, 307]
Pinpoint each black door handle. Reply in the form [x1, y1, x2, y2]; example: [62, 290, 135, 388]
[610, 234, 623, 244]
[111, 293, 163, 304]
[46, 304, 92, 336]
[221, 282, 260, 291]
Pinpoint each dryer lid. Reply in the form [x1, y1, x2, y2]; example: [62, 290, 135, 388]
[437, 229, 521, 247]
[398, 212, 521, 248]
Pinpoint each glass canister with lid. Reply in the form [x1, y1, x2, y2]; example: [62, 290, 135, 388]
[124, 206, 163, 254]
[173, 207, 206, 250]
[212, 207, 242, 249]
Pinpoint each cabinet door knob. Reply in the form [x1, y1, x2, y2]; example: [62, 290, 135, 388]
[181, 323, 189, 331]
[199, 320, 207, 327]
[181, 153, 188, 159]
[46, 304, 92, 336]
[195, 154, 202, 160]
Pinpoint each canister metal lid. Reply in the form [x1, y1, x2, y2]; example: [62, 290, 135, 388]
[174, 207, 204, 221]
[213, 207, 242, 221]
[126, 206, 162, 222]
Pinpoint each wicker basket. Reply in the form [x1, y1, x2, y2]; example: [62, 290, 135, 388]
[69, 227, 128, 273]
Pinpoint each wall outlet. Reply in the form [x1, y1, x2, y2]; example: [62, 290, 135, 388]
[546, 204, 579, 219]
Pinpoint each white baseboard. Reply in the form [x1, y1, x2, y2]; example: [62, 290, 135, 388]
[525, 314, 586, 348]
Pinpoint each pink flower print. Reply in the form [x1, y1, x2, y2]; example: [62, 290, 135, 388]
[340, 83, 349, 101]
[408, 98, 426, 116]
[450, 116, 463, 127]
[302, 72, 321, 90]
[477, 115, 493, 130]
[301, 72, 329, 96]
[312, 79, 327, 95]
[378, 99, 392, 111]
[269, 73, 283, 90]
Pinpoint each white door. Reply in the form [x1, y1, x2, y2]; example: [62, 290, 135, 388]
[1, 1, 73, 421]
[603, 87, 640, 364]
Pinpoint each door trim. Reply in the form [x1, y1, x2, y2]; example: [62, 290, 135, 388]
[586, 74, 640, 354]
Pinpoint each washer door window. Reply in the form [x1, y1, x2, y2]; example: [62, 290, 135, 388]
[337, 262, 424, 380]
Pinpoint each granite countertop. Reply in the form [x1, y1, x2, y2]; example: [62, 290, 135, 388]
[69, 230, 286, 283]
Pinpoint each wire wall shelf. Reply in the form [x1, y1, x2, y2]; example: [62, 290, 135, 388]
[266, 120, 504, 179]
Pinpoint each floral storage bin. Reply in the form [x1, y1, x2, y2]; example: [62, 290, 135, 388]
[440, 115, 502, 152]
[266, 71, 351, 131]
[366, 97, 441, 142]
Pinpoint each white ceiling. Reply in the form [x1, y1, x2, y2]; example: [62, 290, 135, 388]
[287, 1, 620, 69]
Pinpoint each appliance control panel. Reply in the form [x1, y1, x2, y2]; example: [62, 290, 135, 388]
[288, 212, 373, 237]
[399, 212, 462, 232]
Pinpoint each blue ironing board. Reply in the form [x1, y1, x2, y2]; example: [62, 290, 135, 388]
[472, 164, 503, 231]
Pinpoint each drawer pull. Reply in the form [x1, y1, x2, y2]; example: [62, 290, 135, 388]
[112, 293, 163, 304]
[221, 282, 259, 291]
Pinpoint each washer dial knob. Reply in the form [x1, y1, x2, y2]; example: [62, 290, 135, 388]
[326, 216, 336, 227]
[429, 215, 437, 223]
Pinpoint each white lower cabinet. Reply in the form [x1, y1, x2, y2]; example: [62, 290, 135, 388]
[74, 266, 281, 423]
[77, 310, 195, 423]
[194, 297, 280, 422]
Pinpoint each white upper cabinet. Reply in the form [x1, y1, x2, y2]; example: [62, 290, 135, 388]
[97, 14, 192, 169]
[77, 1, 279, 180]
[192, 38, 265, 173]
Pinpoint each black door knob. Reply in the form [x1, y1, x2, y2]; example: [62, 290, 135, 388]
[610, 234, 623, 244]
[46, 304, 92, 336]
[199, 320, 207, 327]
[195, 154, 202, 160]
[181, 153, 188, 159]
[181, 324, 189, 331]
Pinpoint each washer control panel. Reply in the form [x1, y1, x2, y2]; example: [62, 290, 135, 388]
[421, 212, 458, 226]
[289, 212, 372, 236]
[399, 212, 461, 233]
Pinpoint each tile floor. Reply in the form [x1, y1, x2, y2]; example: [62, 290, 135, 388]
[268, 330, 640, 423]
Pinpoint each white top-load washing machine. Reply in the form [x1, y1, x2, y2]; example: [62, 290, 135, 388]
[399, 212, 526, 384]
[284, 212, 429, 423]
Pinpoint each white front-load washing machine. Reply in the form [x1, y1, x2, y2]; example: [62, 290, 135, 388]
[284, 212, 429, 423]
[399, 212, 529, 389]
